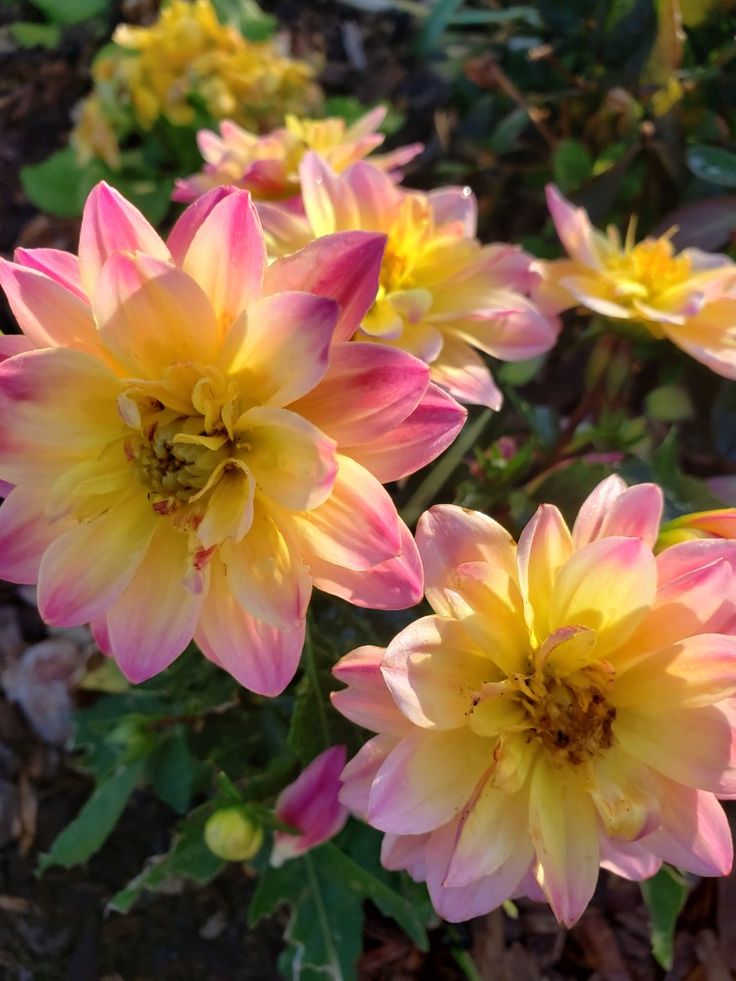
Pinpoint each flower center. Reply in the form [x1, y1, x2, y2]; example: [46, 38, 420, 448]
[470, 653, 617, 768]
[605, 236, 692, 304]
[119, 363, 246, 519]
[517, 667, 617, 766]
[379, 196, 431, 295]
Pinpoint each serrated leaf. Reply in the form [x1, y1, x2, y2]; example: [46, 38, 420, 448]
[38, 759, 145, 872]
[317, 843, 428, 951]
[640, 866, 690, 969]
[108, 811, 224, 913]
[147, 727, 194, 814]
[250, 852, 363, 980]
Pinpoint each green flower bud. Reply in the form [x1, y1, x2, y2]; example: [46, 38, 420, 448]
[204, 807, 264, 861]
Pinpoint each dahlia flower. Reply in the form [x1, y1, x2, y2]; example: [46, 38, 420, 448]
[657, 509, 736, 550]
[257, 153, 559, 409]
[173, 108, 422, 203]
[107, 0, 318, 132]
[332, 475, 736, 925]
[0, 183, 465, 694]
[535, 185, 736, 378]
[271, 745, 348, 866]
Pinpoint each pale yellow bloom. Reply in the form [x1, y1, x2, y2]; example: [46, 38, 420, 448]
[113, 0, 320, 131]
[71, 0, 322, 167]
[71, 95, 121, 170]
[174, 108, 422, 202]
[535, 185, 736, 378]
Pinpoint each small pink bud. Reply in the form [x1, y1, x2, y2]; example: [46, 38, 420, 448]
[271, 746, 348, 866]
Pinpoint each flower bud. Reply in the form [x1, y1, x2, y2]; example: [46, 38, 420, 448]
[271, 746, 348, 867]
[204, 807, 263, 861]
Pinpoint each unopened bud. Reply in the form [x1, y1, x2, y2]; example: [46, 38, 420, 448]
[204, 807, 263, 861]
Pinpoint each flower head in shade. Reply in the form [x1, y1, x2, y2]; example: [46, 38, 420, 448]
[0, 183, 465, 695]
[332, 475, 736, 926]
[271, 745, 349, 865]
[258, 154, 559, 409]
[657, 509, 736, 550]
[173, 108, 423, 203]
[535, 184, 736, 378]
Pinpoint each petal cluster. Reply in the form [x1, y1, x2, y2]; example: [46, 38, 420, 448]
[271, 746, 348, 866]
[0, 182, 466, 695]
[657, 508, 736, 550]
[332, 476, 736, 925]
[71, 0, 320, 167]
[258, 153, 560, 409]
[174, 108, 422, 203]
[535, 184, 736, 378]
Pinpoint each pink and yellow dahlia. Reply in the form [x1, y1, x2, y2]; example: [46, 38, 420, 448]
[332, 476, 736, 925]
[657, 508, 736, 550]
[173, 108, 422, 203]
[535, 185, 736, 378]
[257, 153, 559, 409]
[0, 183, 465, 695]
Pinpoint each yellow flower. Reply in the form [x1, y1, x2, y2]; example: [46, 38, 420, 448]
[535, 185, 736, 378]
[73, 0, 321, 160]
[71, 95, 121, 170]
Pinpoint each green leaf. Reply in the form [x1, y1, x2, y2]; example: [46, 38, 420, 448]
[108, 811, 224, 913]
[288, 630, 333, 764]
[20, 148, 86, 217]
[323, 96, 370, 126]
[147, 727, 194, 814]
[318, 843, 429, 951]
[486, 108, 530, 154]
[552, 140, 594, 193]
[38, 759, 145, 872]
[686, 145, 736, 188]
[645, 384, 694, 422]
[498, 356, 545, 388]
[401, 408, 494, 526]
[9, 21, 61, 47]
[211, 0, 277, 39]
[28, 0, 109, 24]
[250, 851, 363, 980]
[415, 0, 463, 55]
[287, 674, 330, 764]
[640, 866, 690, 969]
